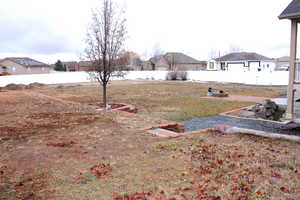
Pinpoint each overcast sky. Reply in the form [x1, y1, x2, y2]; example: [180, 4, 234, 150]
[0, 0, 294, 63]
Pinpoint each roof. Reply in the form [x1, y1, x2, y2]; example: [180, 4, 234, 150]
[215, 52, 273, 62]
[2, 57, 48, 67]
[149, 55, 165, 64]
[150, 52, 205, 65]
[164, 52, 204, 64]
[276, 56, 300, 62]
[276, 56, 290, 61]
[279, 0, 300, 19]
[62, 61, 78, 64]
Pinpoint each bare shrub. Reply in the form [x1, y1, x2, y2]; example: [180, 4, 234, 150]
[177, 71, 188, 81]
[166, 71, 177, 80]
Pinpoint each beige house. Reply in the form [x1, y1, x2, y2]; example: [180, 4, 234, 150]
[61, 61, 79, 72]
[0, 57, 50, 75]
[77, 61, 95, 71]
[146, 52, 207, 71]
[279, 0, 300, 122]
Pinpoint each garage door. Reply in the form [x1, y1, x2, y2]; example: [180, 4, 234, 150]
[249, 62, 260, 72]
[227, 63, 245, 72]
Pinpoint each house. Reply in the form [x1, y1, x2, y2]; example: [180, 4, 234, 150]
[208, 52, 275, 72]
[279, 0, 300, 122]
[62, 61, 79, 71]
[77, 61, 95, 71]
[147, 52, 207, 71]
[275, 56, 290, 71]
[58, 61, 94, 72]
[275, 56, 300, 71]
[0, 57, 50, 75]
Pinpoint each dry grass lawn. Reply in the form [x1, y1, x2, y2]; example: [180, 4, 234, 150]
[38, 81, 285, 121]
[1, 81, 298, 200]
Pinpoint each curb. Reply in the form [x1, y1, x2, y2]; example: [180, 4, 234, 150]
[215, 125, 300, 143]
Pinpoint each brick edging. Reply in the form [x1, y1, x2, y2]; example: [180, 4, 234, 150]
[112, 104, 185, 133]
[113, 103, 215, 138]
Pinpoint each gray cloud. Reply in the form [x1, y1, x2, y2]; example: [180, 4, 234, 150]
[0, 15, 77, 55]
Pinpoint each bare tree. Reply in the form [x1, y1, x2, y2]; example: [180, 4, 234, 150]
[165, 53, 177, 71]
[120, 51, 142, 70]
[150, 43, 164, 70]
[85, 0, 126, 108]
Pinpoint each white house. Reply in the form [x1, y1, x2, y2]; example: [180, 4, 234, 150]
[208, 52, 276, 72]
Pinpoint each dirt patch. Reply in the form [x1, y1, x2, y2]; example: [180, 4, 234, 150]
[0, 164, 51, 200]
[90, 163, 113, 179]
[0, 112, 102, 143]
[0, 89, 168, 199]
[0, 83, 296, 200]
[46, 140, 76, 147]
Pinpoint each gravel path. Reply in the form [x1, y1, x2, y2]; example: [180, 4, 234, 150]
[184, 115, 300, 136]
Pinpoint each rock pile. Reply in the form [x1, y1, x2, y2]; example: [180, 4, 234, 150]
[251, 99, 285, 121]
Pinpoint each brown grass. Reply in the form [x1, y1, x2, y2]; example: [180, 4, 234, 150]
[38, 81, 285, 121]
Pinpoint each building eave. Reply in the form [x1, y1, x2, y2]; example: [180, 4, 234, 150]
[279, 13, 300, 20]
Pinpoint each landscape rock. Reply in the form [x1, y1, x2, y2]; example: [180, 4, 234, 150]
[251, 99, 285, 121]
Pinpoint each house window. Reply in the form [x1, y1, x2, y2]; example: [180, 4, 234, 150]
[2, 66, 7, 72]
[267, 64, 269, 68]
[12, 67, 16, 72]
[26, 66, 31, 71]
[209, 62, 214, 69]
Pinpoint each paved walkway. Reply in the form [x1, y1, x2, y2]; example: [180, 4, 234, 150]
[184, 115, 300, 136]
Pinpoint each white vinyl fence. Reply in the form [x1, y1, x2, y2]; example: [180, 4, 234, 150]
[0, 71, 289, 87]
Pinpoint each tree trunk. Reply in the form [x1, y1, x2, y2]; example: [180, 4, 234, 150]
[102, 84, 107, 108]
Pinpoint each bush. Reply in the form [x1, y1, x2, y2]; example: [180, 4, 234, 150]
[166, 71, 188, 81]
[166, 71, 177, 80]
[177, 71, 188, 81]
